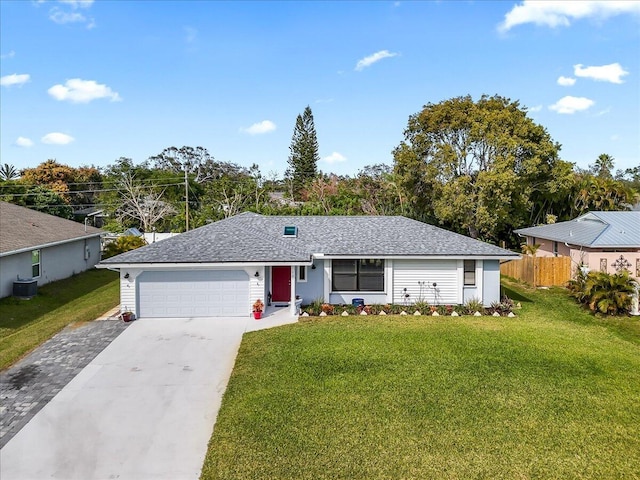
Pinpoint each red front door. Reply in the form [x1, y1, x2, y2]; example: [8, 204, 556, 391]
[272, 266, 291, 302]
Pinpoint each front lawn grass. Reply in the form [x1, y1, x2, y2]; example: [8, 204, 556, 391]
[201, 281, 640, 480]
[0, 269, 119, 369]
[502, 276, 640, 345]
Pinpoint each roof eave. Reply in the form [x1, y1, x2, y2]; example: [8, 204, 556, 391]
[97, 261, 316, 269]
[98, 253, 519, 269]
[0, 232, 103, 258]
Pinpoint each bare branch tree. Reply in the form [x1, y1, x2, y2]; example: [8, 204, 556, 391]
[215, 184, 247, 218]
[116, 173, 176, 231]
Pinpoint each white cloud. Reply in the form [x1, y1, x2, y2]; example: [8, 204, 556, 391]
[355, 50, 398, 71]
[59, 0, 94, 7]
[549, 96, 594, 114]
[528, 105, 543, 112]
[1, 73, 30, 87]
[15, 137, 34, 148]
[48, 1, 95, 27]
[557, 76, 576, 86]
[49, 8, 86, 24]
[48, 78, 121, 103]
[41, 132, 75, 145]
[1, 50, 15, 60]
[322, 152, 347, 164]
[241, 120, 277, 135]
[594, 107, 611, 117]
[574, 63, 629, 84]
[498, 1, 640, 32]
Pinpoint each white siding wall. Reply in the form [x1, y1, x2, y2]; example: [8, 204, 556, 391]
[120, 268, 141, 315]
[393, 260, 460, 305]
[246, 266, 265, 315]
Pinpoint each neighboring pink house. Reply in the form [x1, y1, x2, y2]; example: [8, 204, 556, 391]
[514, 211, 640, 280]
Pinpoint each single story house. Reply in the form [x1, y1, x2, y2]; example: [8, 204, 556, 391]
[98, 213, 518, 318]
[0, 201, 103, 298]
[514, 211, 640, 279]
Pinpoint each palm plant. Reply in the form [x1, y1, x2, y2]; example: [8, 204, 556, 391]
[581, 271, 634, 315]
[0, 163, 19, 181]
[521, 243, 540, 256]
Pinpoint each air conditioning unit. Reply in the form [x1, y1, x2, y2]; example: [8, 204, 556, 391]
[14, 279, 38, 298]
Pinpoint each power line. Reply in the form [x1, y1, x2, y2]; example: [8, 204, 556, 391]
[0, 182, 185, 198]
[0, 177, 187, 188]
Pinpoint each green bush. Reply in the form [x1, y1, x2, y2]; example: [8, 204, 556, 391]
[487, 296, 515, 316]
[569, 270, 634, 315]
[412, 299, 430, 314]
[103, 235, 146, 259]
[464, 297, 484, 314]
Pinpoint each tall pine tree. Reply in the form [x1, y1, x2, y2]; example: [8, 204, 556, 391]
[286, 106, 319, 199]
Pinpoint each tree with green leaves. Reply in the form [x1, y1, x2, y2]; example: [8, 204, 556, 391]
[19, 159, 102, 208]
[0, 181, 73, 218]
[148, 146, 232, 184]
[615, 165, 640, 195]
[393, 95, 562, 241]
[286, 106, 320, 199]
[571, 173, 636, 214]
[589, 153, 615, 179]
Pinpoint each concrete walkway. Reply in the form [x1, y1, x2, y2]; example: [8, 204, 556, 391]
[0, 308, 297, 480]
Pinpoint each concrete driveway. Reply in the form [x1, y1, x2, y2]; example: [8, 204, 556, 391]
[1, 316, 261, 480]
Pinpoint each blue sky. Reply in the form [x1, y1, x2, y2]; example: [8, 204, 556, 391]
[1, 1, 639, 177]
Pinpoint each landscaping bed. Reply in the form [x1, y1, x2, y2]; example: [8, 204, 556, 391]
[300, 296, 516, 317]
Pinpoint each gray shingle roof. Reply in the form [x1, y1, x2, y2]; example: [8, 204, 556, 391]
[101, 213, 517, 265]
[514, 211, 640, 248]
[0, 201, 103, 255]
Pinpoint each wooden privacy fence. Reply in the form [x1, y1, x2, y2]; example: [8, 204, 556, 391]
[500, 256, 571, 287]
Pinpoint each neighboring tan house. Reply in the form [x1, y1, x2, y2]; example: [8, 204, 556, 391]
[0, 202, 103, 298]
[514, 211, 640, 279]
[98, 213, 519, 318]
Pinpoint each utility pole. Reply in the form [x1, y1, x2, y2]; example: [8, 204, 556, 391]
[184, 167, 189, 231]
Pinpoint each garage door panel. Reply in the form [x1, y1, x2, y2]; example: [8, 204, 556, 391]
[138, 270, 249, 318]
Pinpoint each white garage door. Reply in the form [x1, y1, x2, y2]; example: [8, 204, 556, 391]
[138, 270, 249, 318]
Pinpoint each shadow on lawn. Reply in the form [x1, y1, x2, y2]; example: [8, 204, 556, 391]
[502, 284, 533, 303]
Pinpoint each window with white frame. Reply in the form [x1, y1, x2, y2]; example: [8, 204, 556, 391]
[32, 249, 41, 278]
[298, 265, 307, 282]
[463, 260, 476, 286]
